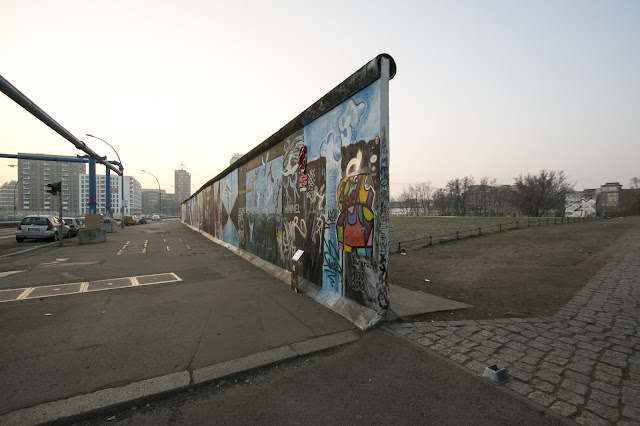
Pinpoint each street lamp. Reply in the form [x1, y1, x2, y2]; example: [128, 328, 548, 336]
[141, 169, 161, 216]
[86, 134, 125, 228]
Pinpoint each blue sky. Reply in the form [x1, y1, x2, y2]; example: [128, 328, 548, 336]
[1, 0, 638, 197]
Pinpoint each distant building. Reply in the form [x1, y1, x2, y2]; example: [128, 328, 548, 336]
[79, 174, 142, 216]
[141, 188, 167, 214]
[17, 154, 85, 217]
[565, 190, 597, 218]
[0, 181, 17, 215]
[595, 182, 640, 217]
[230, 153, 244, 164]
[174, 169, 191, 201]
[596, 182, 622, 217]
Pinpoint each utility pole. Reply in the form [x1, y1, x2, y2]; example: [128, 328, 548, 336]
[46, 181, 63, 247]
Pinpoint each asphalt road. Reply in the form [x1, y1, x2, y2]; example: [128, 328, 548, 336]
[0, 219, 353, 418]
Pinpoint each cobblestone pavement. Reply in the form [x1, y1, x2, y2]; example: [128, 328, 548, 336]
[389, 234, 640, 425]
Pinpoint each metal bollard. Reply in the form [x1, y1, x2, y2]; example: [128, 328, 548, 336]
[291, 259, 298, 293]
[291, 250, 304, 293]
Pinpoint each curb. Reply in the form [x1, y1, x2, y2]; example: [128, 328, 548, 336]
[0, 330, 359, 425]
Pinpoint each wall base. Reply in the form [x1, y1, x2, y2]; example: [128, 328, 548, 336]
[182, 222, 385, 330]
[78, 229, 106, 244]
[101, 222, 117, 233]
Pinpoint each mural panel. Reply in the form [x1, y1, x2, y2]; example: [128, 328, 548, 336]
[220, 169, 239, 247]
[282, 131, 306, 267]
[213, 180, 221, 239]
[245, 144, 283, 266]
[305, 80, 382, 303]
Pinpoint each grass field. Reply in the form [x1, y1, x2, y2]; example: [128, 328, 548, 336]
[389, 216, 591, 249]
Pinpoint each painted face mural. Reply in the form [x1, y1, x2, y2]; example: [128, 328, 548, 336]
[336, 174, 375, 257]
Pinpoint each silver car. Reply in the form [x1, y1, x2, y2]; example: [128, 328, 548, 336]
[16, 215, 70, 242]
[63, 217, 83, 237]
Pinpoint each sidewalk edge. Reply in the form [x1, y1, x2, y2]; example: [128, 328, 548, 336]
[0, 331, 359, 425]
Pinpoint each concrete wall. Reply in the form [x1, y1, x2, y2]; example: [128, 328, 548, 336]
[183, 54, 395, 329]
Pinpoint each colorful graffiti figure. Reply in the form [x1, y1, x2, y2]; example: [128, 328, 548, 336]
[336, 174, 375, 257]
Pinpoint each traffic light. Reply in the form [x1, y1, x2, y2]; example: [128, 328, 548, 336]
[46, 181, 62, 196]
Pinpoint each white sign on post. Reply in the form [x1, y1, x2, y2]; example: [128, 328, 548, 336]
[292, 249, 304, 262]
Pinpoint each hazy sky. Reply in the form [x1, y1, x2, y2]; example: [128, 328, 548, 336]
[1, 0, 638, 198]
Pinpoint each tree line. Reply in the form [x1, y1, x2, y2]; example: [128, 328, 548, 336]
[392, 169, 574, 217]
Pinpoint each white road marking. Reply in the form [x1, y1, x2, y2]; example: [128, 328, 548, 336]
[0, 241, 58, 259]
[0, 272, 181, 303]
[0, 270, 26, 278]
[17, 288, 34, 300]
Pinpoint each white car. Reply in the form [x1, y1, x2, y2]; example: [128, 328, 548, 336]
[151, 214, 161, 221]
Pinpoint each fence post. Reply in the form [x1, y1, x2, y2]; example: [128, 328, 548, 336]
[516, 221, 519, 229]
[538, 219, 541, 226]
[479, 227, 482, 236]
[398, 242, 401, 251]
[499, 224, 502, 232]
[429, 236, 432, 245]
[456, 230, 459, 240]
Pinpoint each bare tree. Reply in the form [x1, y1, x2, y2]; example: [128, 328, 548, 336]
[408, 181, 433, 216]
[432, 188, 451, 216]
[446, 176, 475, 216]
[630, 177, 640, 189]
[399, 187, 418, 216]
[511, 170, 574, 217]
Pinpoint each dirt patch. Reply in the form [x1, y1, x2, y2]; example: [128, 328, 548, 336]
[388, 216, 640, 322]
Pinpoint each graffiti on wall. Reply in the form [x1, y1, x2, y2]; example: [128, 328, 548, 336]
[183, 75, 390, 315]
[221, 169, 239, 247]
[244, 145, 283, 265]
[337, 173, 375, 257]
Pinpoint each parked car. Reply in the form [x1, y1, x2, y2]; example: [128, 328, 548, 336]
[63, 217, 83, 237]
[16, 215, 70, 242]
[123, 215, 136, 226]
[139, 217, 147, 224]
[151, 214, 161, 221]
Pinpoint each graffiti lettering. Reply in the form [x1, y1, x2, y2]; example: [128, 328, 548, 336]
[323, 236, 342, 291]
[238, 207, 245, 245]
[283, 204, 301, 214]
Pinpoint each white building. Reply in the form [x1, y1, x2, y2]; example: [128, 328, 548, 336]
[565, 191, 597, 218]
[78, 174, 142, 217]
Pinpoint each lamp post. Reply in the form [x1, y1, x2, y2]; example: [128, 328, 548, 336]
[141, 170, 161, 216]
[86, 134, 125, 228]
